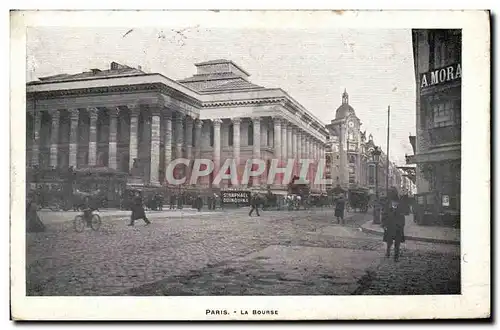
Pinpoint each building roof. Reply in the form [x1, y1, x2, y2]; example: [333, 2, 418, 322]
[177, 72, 243, 83]
[194, 59, 251, 76]
[335, 88, 356, 119]
[335, 103, 356, 119]
[28, 62, 145, 85]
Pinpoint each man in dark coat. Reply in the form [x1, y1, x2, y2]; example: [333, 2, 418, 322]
[169, 194, 176, 210]
[249, 193, 261, 217]
[382, 188, 406, 261]
[195, 194, 203, 212]
[128, 192, 151, 226]
[26, 191, 45, 232]
[335, 195, 346, 224]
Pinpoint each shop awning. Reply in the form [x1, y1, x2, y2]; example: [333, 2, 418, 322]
[406, 146, 460, 164]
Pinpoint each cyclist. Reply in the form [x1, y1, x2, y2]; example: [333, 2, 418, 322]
[82, 196, 97, 227]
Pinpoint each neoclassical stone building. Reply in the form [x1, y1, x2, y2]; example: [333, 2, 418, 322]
[26, 60, 328, 194]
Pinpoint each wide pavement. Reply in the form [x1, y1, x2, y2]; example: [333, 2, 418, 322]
[26, 207, 460, 296]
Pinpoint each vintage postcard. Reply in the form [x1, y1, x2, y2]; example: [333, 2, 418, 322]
[10, 10, 490, 320]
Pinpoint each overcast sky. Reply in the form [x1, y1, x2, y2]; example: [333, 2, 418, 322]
[27, 27, 416, 165]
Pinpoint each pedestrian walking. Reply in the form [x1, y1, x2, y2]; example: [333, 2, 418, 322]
[382, 188, 406, 262]
[248, 193, 261, 217]
[195, 194, 203, 212]
[128, 192, 151, 226]
[335, 195, 346, 224]
[169, 194, 176, 210]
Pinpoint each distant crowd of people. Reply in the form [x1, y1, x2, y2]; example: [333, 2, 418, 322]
[27, 181, 412, 263]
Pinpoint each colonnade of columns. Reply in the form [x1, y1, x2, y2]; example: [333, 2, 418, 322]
[28, 105, 200, 186]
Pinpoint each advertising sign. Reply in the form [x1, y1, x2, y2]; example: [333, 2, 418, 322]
[220, 190, 251, 206]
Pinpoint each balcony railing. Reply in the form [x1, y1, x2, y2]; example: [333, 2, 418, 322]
[428, 125, 461, 147]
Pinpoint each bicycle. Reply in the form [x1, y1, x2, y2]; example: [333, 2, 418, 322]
[73, 209, 101, 232]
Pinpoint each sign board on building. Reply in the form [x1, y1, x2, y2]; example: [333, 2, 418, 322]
[220, 190, 251, 206]
[420, 63, 461, 90]
[442, 195, 450, 207]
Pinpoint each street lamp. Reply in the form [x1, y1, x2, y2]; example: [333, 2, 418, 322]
[371, 146, 382, 224]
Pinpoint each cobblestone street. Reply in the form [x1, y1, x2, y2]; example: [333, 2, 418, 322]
[26, 208, 460, 296]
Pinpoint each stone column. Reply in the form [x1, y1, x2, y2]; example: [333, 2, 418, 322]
[304, 135, 310, 182]
[273, 116, 282, 160]
[150, 109, 161, 186]
[68, 109, 79, 168]
[281, 121, 287, 160]
[128, 106, 139, 172]
[164, 112, 173, 175]
[302, 134, 306, 156]
[287, 124, 293, 161]
[212, 119, 222, 187]
[185, 116, 193, 159]
[292, 126, 298, 175]
[108, 107, 119, 170]
[322, 145, 326, 192]
[175, 114, 184, 160]
[31, 111, 42, 166]
[314, 141, 319, 191]
[296, 131, 302, 161]
[297, 131, 304, 179]
[49, 109, 60, 168]
[252, 117, 261, 187]
[232, 118, 241, 167]
[194, 119, 202, 159]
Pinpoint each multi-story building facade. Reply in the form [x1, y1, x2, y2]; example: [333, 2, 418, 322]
[26, 60, 329, 194]
[326, 90, 367, 190]
[408, 29, 461, 217]
[325, 90, 390, 194]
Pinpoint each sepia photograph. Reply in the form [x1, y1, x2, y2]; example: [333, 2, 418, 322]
[10, 10, 490, 320]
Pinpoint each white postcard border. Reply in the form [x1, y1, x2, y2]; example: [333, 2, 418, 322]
[10, 10, 490, 320]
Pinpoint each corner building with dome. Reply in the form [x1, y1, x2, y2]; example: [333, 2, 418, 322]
[325, 90, 395, 194]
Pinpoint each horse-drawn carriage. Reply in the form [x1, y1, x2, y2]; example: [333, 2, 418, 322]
[286, 176, 311, 210]
[27, 166, 128, 211]
[347, 187, 370, 213]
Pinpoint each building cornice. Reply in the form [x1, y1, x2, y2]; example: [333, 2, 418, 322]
[26, 73, 329, 137]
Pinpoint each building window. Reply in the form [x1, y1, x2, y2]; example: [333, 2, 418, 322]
[429, 98, 460, 128]
[228, 124, 234, 146]
[429, 29, 461, 70]
[248, 122, 254, 146]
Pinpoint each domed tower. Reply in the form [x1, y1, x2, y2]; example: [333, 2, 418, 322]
[326, 89, 363, 189]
